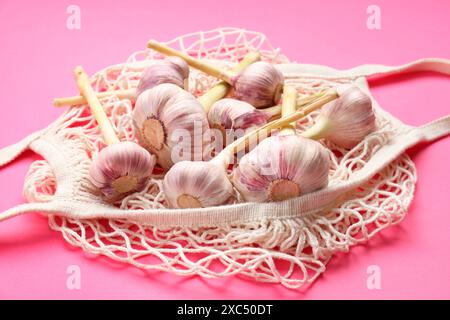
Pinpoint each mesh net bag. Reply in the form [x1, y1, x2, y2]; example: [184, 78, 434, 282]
[1, 28, 449, 289]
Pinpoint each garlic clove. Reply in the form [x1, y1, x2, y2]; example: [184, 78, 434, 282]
[163, 161, 234, 208]
[89, 141, 156, 198]
[232, 135, 330, 202]
[233, 61, 284, 108]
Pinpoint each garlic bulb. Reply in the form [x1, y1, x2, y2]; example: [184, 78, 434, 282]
[147, 41, 284, 109]
[232, 86, 330, 202]
[136, 57, 189, 96]
[208, 98, 270, 134]
[232, 135, 329, 202]
[133, 83, 210, 169]
[232, 61, 284, 108]
[301, 86, 376, 148]
[163, 160, 234, 208]
[90, 142, 155, 198]
[74, 66, 156, 199]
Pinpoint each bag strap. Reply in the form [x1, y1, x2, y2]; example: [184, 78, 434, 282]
[418, 115, 450, 142]
[345, 57, 450, 78]
[0, 130, 45, 168]
[0, 202, 54, 223]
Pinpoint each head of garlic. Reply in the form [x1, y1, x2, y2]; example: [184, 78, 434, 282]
[133, 83, 210, 169]
[89, 141, 156, 198]
[232, 135, 330, 202]
[208, 98, 269, 137]
[163, 160, 234, 208]
[136, 57, 189, 96]
[232, 61, 284, 108]
[301, 86, 376, 149]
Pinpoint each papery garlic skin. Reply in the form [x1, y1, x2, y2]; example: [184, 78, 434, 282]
[133, 83, 210, 169]
[163, 161, 234, 208]
[136, 57, 189, 96]
[232, 135, 330, 203]
[208, 98, 269, 132]
[89, 141, 156, 198]
[303, 86, 376, 149]
[233, 62, 284, 108]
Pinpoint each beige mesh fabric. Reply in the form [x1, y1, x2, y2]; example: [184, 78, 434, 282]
[0, 28, 449, 289]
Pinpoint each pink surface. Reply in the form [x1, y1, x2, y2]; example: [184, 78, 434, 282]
[0, 0, 449, 299]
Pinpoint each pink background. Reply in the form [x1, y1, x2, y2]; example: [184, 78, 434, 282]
[0, 0, 449, 299]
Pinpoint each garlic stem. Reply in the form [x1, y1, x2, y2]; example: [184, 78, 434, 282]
[74, 66, 120, 145]
[300, 116, 332, 140]
[260, 90, 330, 119]
[279, 86, 298, 135]
[148, 40, 236, 84]
[53, 89, 136, 107]
[197, 51, 261, 112]
[261, 105, 281, 118]
[218, 89, 339, 163]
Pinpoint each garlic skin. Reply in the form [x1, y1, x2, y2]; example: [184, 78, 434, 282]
[302, 86, 376, 149]
[133, 83, 210, 169]
[232, 61, 284, 108]
[208, 98, 269, 133]
[232, 135, 330, 203]
[136, 57, 189, 96]
[89, 141, 156, 198]
[163, 161, 234, 208]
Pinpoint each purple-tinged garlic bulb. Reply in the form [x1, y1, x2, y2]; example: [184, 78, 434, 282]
[90, 141, 156, 198]
[232, 135, 330, 202]
[74, 66, 156, 199]
[301, 86, 376, 149]
[133, 83, 210, 169]
[232, 86, 330, 202]
[163, 160, 234, 208]
[208, 98, 270, 134]
[232, 61, 284, 108]
[136, 57, 189, 96]
[147, 40, 284, 109]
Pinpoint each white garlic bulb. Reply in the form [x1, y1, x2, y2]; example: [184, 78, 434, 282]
[90, 141, 156, 198]
[163, 160, 234, 208]
[232, 135, 330, 202]
[301, 86, 376, 148]
[232, 61, 284, 108]
[136, 57, 189, 96]
[232, 86, 330, 203]
[208, 98, 270, 134]
[133, 83, 211, 169]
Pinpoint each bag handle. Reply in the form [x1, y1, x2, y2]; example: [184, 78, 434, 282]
[0, 202, 54, 223]
[0, 130, 45, 168]
[346, 57, 450, 78]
